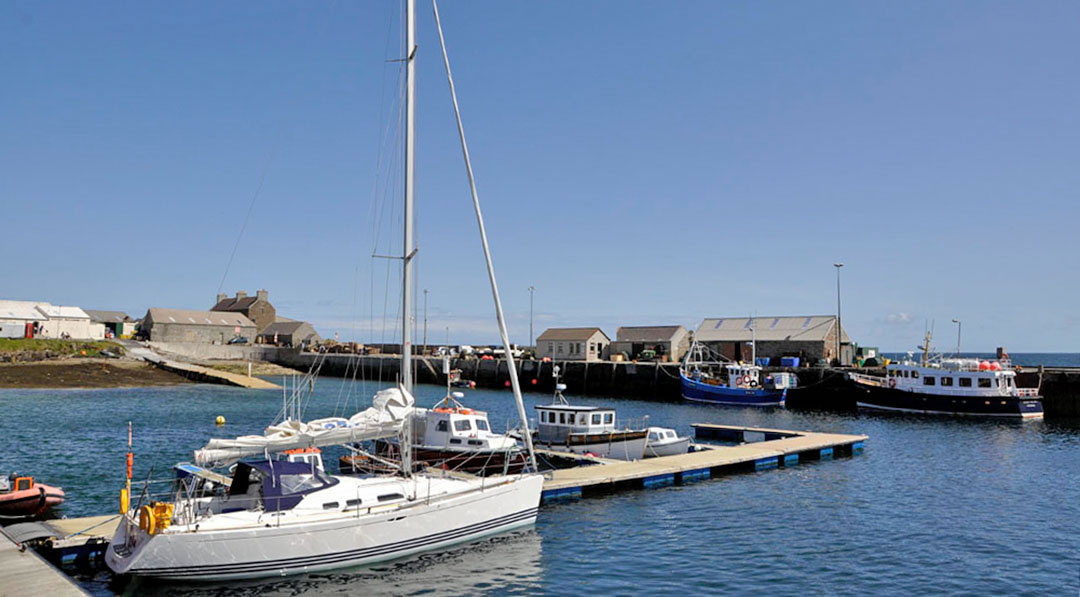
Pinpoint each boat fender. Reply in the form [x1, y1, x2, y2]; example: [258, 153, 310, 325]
[749, 380, 758, 388]
[120, 488, 129, 514]
[139, 505, 156, 535]
[888, 378, 897, 389]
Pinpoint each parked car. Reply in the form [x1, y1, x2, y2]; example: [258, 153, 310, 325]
[228, 336, 249, 345]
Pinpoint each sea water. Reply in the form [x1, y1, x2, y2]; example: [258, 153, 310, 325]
[0, 371, 1076, 595]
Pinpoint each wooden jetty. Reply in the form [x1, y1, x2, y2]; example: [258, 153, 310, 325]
[541, 423, 866, 502]
[0, 524, 89, 595]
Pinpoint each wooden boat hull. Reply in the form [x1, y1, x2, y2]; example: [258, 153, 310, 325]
[536, 430, 648, 461]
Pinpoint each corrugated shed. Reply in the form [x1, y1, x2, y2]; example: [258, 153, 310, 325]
[694, 315, 850, 343]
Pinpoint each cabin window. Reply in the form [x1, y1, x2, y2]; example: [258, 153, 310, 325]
[346, 498, 362, 507]
[941, 377, 953, 387]
[604, 413, 613, 424]
[436, 420, 448, 432]
[910, 370, 919, 379]
[924, 376, 936, 386]
[453, 419, 473, 432]
[475, 419, 489, 431]
[978, 378, 991, 388]
[323, 502, 339, 510]
[591, 414, 602, 425]
[377, 493, 404, 503]
[559, 412, 566, 424]
[279, 474, 324, 495]
[450, 438, 462, 444]
[959, 378, 972, 387]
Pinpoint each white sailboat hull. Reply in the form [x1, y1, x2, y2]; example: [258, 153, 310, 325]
[106, 474, 543, 581]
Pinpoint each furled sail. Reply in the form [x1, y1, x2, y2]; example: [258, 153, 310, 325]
[193, 387, 414, 468]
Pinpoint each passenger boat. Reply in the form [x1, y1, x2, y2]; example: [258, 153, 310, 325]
[0, 474, 64, 520]
[105, 2, 543, 579]
[448, 368, 476, 389]
[643, 427, 691, 458]
[531, 367, 648, 461]
[848, 333, 1043, 419]
[680, 341, 796, 407]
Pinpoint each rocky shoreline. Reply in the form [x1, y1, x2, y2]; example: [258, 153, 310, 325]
[0, 359, 191, 389]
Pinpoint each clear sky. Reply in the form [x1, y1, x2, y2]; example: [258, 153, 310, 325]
[2, 1, 1077, 352]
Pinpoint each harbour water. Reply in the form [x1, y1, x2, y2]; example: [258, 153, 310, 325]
[1, 376, 1077, 595]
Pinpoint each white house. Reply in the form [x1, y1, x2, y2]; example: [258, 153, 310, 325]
[536, 327, 611, 362]
[0, 299, 99, 339]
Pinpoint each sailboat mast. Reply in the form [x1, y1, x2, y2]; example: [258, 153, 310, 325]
[402, 0, 416, 396]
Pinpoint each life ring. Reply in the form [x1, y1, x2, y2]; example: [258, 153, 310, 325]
[138, 504, 156, 535]
[742, 375, 751, 385]
[888, 378, 897, 389]
[749, 380, 758, 388]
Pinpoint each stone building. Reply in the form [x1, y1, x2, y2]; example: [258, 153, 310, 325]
[141, 308, 256, 343]
[536, 327, 610, 362]
[211, 289, 276, 334]
[609, 325, 691, 362]
[693, 315, 852, 365]
[257, 320, 321, 349]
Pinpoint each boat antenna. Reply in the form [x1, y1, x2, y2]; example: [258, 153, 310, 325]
[432, 0, 537, 472]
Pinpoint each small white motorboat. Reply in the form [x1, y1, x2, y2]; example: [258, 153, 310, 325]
[644, 427, 690, 458]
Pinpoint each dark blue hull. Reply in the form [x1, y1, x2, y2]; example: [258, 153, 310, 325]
[680, 372, 786, 406]
[854, 385, 1043, 418]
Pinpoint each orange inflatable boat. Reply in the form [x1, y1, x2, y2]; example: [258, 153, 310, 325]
[0, 474, 65, 519]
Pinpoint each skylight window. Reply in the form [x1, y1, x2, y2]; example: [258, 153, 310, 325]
[770, 318, 780, 329]
[713, 320, 724, 329]
[803, 317, 812, 328]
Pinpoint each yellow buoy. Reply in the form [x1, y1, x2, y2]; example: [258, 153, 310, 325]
[215, 415, 226, 426]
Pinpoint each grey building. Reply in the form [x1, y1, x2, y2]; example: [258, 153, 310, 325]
[142, 308, 257, 344]
[610, 325, 690, 362]
[536, 327, 610, 362]
[694, 315, 852, 365]
[212, 289, 276, 334]
[257, 320, 322, 349]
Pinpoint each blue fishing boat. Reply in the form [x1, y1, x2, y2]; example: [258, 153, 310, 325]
[680, 340, 796, 407]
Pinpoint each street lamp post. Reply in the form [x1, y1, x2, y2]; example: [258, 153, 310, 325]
[952, 318, 961, 357]
[423, 289, 428, 356]
[833, 263, 844, 366]
[528, 286, 535, 351]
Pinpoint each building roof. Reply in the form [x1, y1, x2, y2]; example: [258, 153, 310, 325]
[147, 308, 256, 328]
[34, 304, 90, 320]
[85, 310, 133, 324]
[0, 300, 47, 321]
[615, 325, 687, 343]
[211, 296, 260, 312]
[258, 320, 314, 337]
[694, 315, 851, 343]
[536, 327, 610, 342]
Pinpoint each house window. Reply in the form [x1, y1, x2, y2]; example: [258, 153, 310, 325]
[959, 378, 972, 387]
[557, 344, 563, 354]
[978, 378, 991, 388]
[547, 343, 553, 353]
[941, 377, 953, 387]
[589, 343, 595, 352]
[924, 376, 936, 386]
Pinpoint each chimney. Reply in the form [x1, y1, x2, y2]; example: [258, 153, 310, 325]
[216, 293, 227, 304]
[236, 291, 248, 300]
[256, 289, 268, 302]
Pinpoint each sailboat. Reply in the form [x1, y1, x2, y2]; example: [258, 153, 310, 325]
[105, 1, 543, 580]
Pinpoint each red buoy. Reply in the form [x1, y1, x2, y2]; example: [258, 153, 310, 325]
[504, 381, 511, 387]
[531, 378, 537, 385]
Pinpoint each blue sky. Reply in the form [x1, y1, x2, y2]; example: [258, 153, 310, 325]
[2, 1, 1077, 351]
